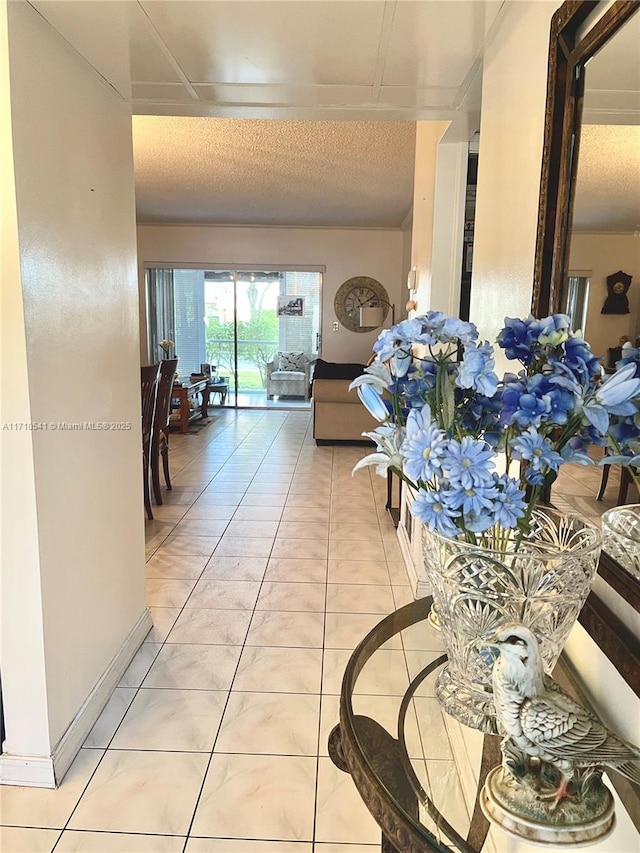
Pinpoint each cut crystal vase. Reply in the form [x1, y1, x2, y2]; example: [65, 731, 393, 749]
[421, 509, 602, 733]
[601, 503, 640, 581]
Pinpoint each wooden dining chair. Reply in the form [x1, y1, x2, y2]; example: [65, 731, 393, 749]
[141, 363, 160, 520]
[151, 358, 178, 506]
[596, 451, 638, 505]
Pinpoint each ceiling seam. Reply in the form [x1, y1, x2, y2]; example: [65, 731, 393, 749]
[136, 0, 200, 101]
[372, 1, 398, 104]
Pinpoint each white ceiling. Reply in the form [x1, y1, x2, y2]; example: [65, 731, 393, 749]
[28, 1, 640, 230]
[132, 117, 417, 227]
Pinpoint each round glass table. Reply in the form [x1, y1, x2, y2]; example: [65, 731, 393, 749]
[327, 595, 639, 853]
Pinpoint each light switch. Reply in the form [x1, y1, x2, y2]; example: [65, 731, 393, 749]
[332, 322, 339, 332]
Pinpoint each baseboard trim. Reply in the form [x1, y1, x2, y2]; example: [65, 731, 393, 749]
[0, 607, 152, 788]
[0, 753, 56, 788]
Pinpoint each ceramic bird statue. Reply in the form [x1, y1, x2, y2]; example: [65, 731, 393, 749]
[488, 623, 640, 804]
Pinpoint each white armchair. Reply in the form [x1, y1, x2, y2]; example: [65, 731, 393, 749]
[266, 352, 310, 400]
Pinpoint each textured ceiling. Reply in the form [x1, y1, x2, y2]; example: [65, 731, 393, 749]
[573, 125, 640, 233]
[133, 117, 417, 227]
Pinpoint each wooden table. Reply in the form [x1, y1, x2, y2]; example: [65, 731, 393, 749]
[170, 377, 210, 433]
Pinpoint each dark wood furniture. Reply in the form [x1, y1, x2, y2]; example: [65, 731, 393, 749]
[141, 363, 160, 520]
[170, 376, 211, 434]
[151, 358, 178, 505]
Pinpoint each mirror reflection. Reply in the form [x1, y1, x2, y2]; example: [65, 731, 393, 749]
[552, 9, 640, 531]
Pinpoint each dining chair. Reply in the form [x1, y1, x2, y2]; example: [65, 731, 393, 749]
[151, 358, 178, 506]
[141, 363, 160, 520]
[597, 460, 638, 505]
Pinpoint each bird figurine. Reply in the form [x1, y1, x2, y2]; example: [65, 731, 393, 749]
[487, 622, 640, 806]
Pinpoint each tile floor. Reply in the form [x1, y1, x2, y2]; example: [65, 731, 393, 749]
[2, 409, 634, 853]
[0, 410, 456, 853]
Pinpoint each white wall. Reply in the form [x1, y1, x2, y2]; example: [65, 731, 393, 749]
[1, 0, 146, 779]
[470, 0, 560, 372]
[137, 224, 405, 365]
[569, 232, 640, 359]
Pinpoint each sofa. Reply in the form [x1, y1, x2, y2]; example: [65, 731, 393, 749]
[311, 359, 378, 443]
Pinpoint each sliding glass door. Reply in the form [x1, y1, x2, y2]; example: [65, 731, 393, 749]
[147, 266, 322, 409]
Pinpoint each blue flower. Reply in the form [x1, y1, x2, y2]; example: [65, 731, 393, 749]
[536, 314, 571, 347]
[491, 475, 527, 528]
[583, 362, 640, 434]
[401, 405, 448, 482]
[509, 427, 563, 484]
[562, 335, 602, 381]
[510, 392, 551, 428]
[354, 383, 390, 422]
[447, 482, 498, 516]
[412, 488, 460, 536]
[497, 316, 541, 364]
[456, 341, 499, 397]
[442, 437, 495, 488]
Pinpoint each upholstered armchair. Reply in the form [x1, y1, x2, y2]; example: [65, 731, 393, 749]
[266, 351, 310, 400]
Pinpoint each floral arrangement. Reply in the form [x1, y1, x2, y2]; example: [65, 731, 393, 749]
[351, 312, 640, 543]
[159, 339, 174, 358]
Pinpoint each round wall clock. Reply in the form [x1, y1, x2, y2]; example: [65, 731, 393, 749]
[334, 276, 390, 332]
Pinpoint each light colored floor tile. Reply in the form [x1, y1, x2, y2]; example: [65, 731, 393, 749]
[283, 495, 330, 509]
[150, 505, 189, 522]
[186, 841, 311, 853]
[191, 754, 316, 841]
[224, 519, 280, 538]
[388, 560, 412, 586]
[0, 749, 103, 828]
[170, 519, 230, 537]
[427, 759, 470, 837]
[392, 585, 414, 609]
[157, 535, 220, 557]
[314, 757, 380, 844]
[201, 555, 268, 581]
[240, 493, 287, 507]
[277, 521, 329, 540]
[231, 504, 283, 521]
[413, 697, 454, 759]
[324, 612, 389, 650]
[0, 827, 60, 852]
[270, 538, 328, 560]
[118, 643, 162, 688]
[83, 687, 136, 748]
[328, 540, 386, 562]
[233, 646, 323, 693]
[146, 554, 209, 579]
[167, 608, 252, 645]
[246, 609, 324, 647]
[327, 559, 390, 585]
[315, 846, 380, 852]
[145, 578, 197, 608]
[256, 581, 326, 612]
[111, 688, 226, 751]
[401, 621, 446, 652]
[55, 831, 185, 852]
[213, 536, 274, 558]
[182, 505, 235, 521]
[142, 644, 242, 691]
[329, 522, 382, 541]
[68, 750, 208, 835]
[326, 583, 395, 614]
[280, 506, 330, 523]
[322, 648, 409, 696]
[193, 493, 245, 506]
[147, 606, 181, 642]
[186, 578, 261, 610]
[215, 692, 320, 755]
[264, 557, 327, 583]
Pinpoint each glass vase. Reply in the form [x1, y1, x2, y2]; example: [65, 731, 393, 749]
[601, 503, 640, 581]
[421, 509, 602, 733]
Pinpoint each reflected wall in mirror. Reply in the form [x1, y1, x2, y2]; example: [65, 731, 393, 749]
[533, 0, 640, 703]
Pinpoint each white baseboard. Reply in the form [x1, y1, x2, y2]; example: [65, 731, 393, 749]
[0, 607, 152, 788]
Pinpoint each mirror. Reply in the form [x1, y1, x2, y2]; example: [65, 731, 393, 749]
[533, 0, 640, 709]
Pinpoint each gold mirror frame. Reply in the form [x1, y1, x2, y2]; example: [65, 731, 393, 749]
[532, 0, 640, 723]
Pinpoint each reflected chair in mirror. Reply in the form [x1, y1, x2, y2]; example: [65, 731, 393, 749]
[597, 457, 639, 505]
[141, 363, 160, 520]
[151, 358, 178, 506]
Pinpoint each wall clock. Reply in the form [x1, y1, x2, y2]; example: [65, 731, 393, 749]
[601, 269, 631, 315]
[334, 276, 390, 332]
